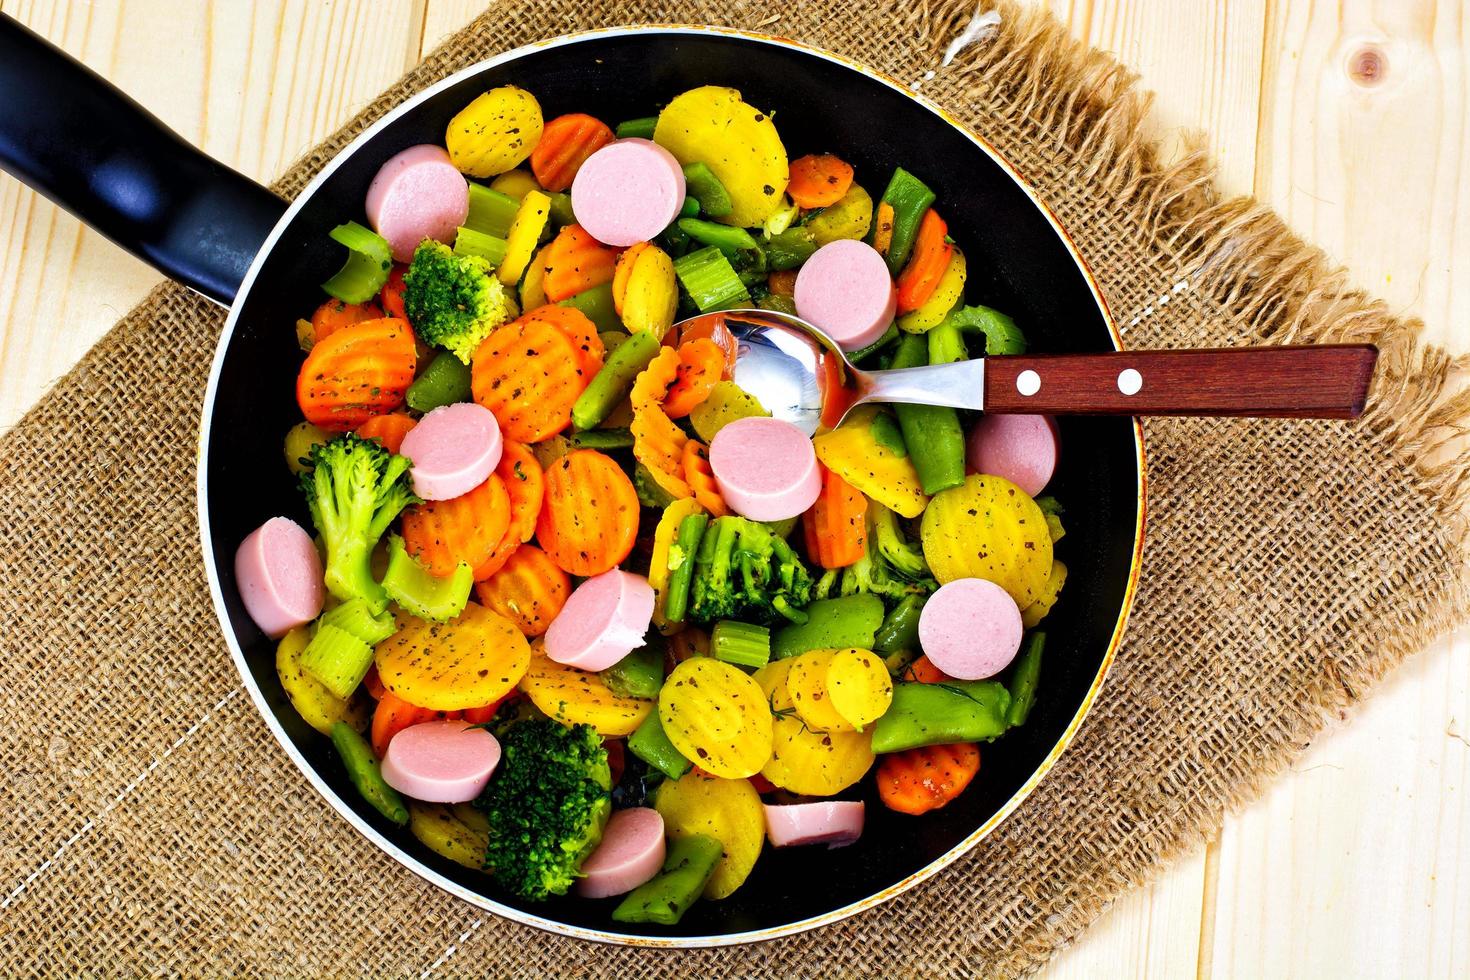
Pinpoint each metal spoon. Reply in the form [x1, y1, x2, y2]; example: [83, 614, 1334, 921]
[685, 309, 1379, 436]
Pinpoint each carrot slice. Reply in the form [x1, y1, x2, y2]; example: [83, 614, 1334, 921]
[767, 269, 798, 297]
[536, 449, 640, 576]
[802, 462, 868, 569]
[673, 315, 738, 379]
[310, 298, 385, 347]
[876, 742, 981, 815]
[296, 317, 416, 431]
[630, 345, 681, 411]
[401, 475, 512, 577]
[354, 413, 417, 455]
[363, 664, 386, 700]
[872, 201, 896, 257]
[371, 690, 455, 757]
[472, 439, 545, 580]
[900, 654, 952, 684]
[471, 310, 589, 442]
[895, 209, 952, 314]
[378, 265, 408, 321]
[474, 544, 571, 637]
[530, 113, 615, 192]
[681, 439, 728, 517]
[523, 303, 605, 380]
[632, 403, 692, 499]
[611, 242, 650, 315]
[786, 153, 855, 209]
[664, 339, 725, 418]
[541, 224, 620, 303]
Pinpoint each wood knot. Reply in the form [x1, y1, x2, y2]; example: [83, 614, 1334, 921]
[1347, 45, 1387, 86]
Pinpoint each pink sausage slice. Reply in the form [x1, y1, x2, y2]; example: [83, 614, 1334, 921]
[380, 720, 501, 804]
[576, 807, 667, 898]
[398, 402, 503, 501]
[966, 414, 1059, 498]
[708, 417, 822, 522]
[544, 570, 655, 672]
[365, 144, 470, 262]
[764, 801, 865, 849]
[234, 517, 324, 639]
[570, 139, 686, 247]
[793, 240, 897, 352]
[919, 578, 1023, 680]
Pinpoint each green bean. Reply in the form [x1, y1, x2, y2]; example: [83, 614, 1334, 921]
[662, 513, 709, 624]
[677, 217, 758, 254]
[615, 116, 657, 140]
[873, 593, 926, 654]
[680, 162, 733, 219]
[568, 428, 634, 450]
[601, 639, 665, 698]
[405, 351, 473, 412]
[869, 680, 1012, 753]
[329, 722, 408, 826]
[611, 834, 723, 925]
[570, 330, 661, 431]
[626, 709, 691, 780]
[559, 282, 620, 332]
[874, 167, 936, 275]
[1006, 633, 1044, 726]
[890, 333, 965, 494]
[771, 594, 884, 660]
[763, 225, 818, 270]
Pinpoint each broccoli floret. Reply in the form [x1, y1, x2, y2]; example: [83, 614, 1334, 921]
[475, 720, 612, 900]
[402, 240, 511, 364]
[811, 511, 936, 603]
[871, 504, 930, 578]
[298, 432, 418, 613]
[688, 517, 813, 625]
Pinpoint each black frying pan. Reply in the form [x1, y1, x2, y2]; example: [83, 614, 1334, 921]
[0, 18, 1143, 944]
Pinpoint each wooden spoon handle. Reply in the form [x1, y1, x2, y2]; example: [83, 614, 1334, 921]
[983, 345, 1378, 419]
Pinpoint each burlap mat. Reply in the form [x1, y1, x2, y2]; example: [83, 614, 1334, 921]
[2, 1, 1467, 975]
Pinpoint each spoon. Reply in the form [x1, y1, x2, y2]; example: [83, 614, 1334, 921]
[682, 309, 1379, 436]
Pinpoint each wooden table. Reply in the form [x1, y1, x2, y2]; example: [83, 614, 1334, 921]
[1, 2, 1465, 975]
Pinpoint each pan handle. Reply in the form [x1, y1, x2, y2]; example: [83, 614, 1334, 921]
[0, 14, 286, 305]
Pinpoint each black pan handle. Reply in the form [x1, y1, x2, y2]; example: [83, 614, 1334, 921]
[0, 14, 287, 305]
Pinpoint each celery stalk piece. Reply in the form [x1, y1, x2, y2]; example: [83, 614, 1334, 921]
[380, 534, 473, 623]
[321, 221, 393, 303]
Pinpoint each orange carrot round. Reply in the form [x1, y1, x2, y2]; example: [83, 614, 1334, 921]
[674, 314, 738, 378]
[541, 223, 620, 303]
[524, 303, 605, 380]
[530, 113, 615, 192]
[310, 298, 385, 346]
[895, 209, 952, 314]
[535, 449, 639, 576]
[401, 475, 512, 577]
[787, 153, 855, 209]
[802, 462, 868, 569]
[900, 654, 952, 685]
[471, 310, 589, 442]
[876, 742, 981, 815]
[354, 412, 417, 455]
[379, 265, 409, 321]
[474, 544, 571, 637]
[296, 317, 416, 431]
[371, 690, 457, 757]
[681, 439, 728, 517]
[472, 440, 545, 580]
[663, 338, 725, 418]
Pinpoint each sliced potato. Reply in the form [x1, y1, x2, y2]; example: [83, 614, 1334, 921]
[275, 627, 369, 735]
[658, 658, 772, 778]
[654, 772, 764, 900]
[488, 168, 541, 200]
[753, 658, 874, 796]
[519, 243, 553, 310]
[1021, 559, 1068, 628]
[519, 648, 654, 736]
[813, 406, 929, 517]
[446, 86, 543, 178]
[785, 649, 851, 733]
[689, 381, 769, 442]
[920, 474, 1054, 606]
[649, 498, 706, 634]
[654, 86, 789, 228]
[283, 421, 329, 475]
[408, 802, 490, 871]
[374, 602, 531, 710]
[898, 248, 966, 333]
[805, 183, 873, 247]
[619, 246, 679, 336]
[498, 191, 551, 286]
[824, 648, 893, 731]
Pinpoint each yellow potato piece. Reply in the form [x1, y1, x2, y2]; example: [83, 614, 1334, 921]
[898, 249, 967, 334]
[498, 190, 551, 286]
[805, 183, 873, 247]
[374, 602, 531, 711]
[446, 86, 543, 178]
[813, 406, 930, 517]
[920, 474, 1054, 606]
[753, 659, 875, 796]
[519, 242, 553, 310]
[283, 421, 328, 475]
[518, 649, 654, 736]
[785, 649, 852, 733]
[689, 381, 770, 443]
[654, 86, 789, 228]
[620, 245, 679, 336]
[1021, 559, 1068, 628]
[408, 802, 490, 871]
[275, 627, 369, 735]
[824, 648, 893, 732]
[658, 658, 773, 778]
[649, 498, 706, 634]
[655, 772, 765, 900]
[488, 168, 541, 200]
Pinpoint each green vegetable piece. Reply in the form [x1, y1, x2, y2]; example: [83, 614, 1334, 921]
[600, 330, 630, 355]
[764, 516, 798, 539]
[763, 225, 817, 271]
[380, 534, 473, 623]
[662, 513, 709, 625]
[927, 318, 969, 366]
[710, 619, 771, 669]
[873, 593, 926, 655]
[300, 433, 418, 613]
[559, 281, 621, 332]
[870, 503, 930, 579]
[945, 303, 1027, 355]
[1006, 633, 1044, 726]
[680, 161, 734, 219]
[321, 221, 392, 304]
[601, 640, 666, 699]
[634, 463, 682, 509]
[756, 294, 798, 316]
[687, 516, 813, 626]
[329, 722, 409, 826]
[673, 246, 751, 311]
[572, 329, 662, 431]
[406, 350, 473, 412]
[547, 191, 575, 227]
[868, 411, 908, 457]
[869, 680, 1013, 753]
[889, 333, 964, 494]
[1036, 496, 1066, 543]
[770, 594, 884, 660]
[299, 623, 375, 700]
[611, 833, 723, 925]
[627, 709, 693, 780]
[453, 226, 508, 267]
[615, 116, 657, 140]
[874, 167, 936, 275]
[318, 597, 396, 646]
[677, 217, 758, 254]
[465, 183, 519, 238]
[679, 196, 701, 219]
[568, 427, 634, 450]
[403, 240, 512, 364]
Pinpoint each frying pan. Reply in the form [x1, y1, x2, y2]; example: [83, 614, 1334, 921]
[0, 18, 1143, 944]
